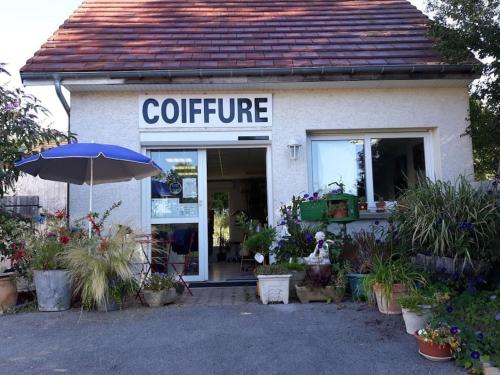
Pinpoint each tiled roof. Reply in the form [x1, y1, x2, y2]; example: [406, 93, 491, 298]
[21, 0, 461, 75]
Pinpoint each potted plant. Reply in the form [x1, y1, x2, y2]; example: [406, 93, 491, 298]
[143, 273, 179, 307]
[296, 264, 347, 304]
[329, 201, 348, 218]
[363, 255, 426, 314]
[398, 291, 435, 334]
[255, 264, 291, 304]
[64, 224, 138, 312]
[415, 323, 460, 361]
[0, 272, 17, 314]
[376, 196, 386, 212]
[358, 197, 368, 211]
[346, 230, 381, 301]
[29, 210, 72, 312]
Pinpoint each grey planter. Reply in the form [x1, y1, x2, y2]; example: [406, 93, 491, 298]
[143, 288, 179, 307]
[33, 270, 71, 312]
[289, 270, 306, 299]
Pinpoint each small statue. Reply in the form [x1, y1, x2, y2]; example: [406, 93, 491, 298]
[306, 231, 331, 265]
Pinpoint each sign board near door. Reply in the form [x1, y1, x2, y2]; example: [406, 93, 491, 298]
[139, 94, 272, 128]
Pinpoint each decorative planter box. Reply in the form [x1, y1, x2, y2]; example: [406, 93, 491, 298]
[299, 200, 328, 221]
[295, 285, 345, 304]
[257, 274, 291, 304]
[33, 270, 71, 312]
[143, 288, 179, 307]
[325, 193, 359, 223]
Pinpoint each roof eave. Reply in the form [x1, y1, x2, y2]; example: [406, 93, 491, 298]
[20, 63, 481, 85]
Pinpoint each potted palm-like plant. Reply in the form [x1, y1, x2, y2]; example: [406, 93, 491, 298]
[363, 254, 426, 314]
[64, 225, 138, 312]
[30, 210, 72, 312]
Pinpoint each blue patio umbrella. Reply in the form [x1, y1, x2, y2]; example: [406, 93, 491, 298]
[15, 142, 161, 235]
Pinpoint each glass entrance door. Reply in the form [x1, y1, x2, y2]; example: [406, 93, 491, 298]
[148, 149, 208, 281]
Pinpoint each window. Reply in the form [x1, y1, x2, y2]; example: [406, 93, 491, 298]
[310, 133, 430, 208]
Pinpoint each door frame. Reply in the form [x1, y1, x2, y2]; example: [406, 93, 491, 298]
[142, 144, 273, 282]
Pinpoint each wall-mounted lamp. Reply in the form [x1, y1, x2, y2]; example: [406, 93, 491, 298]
[288, 138, 301, 160]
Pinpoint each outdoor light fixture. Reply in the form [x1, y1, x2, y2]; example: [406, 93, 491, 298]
[288, 138, 301, 160]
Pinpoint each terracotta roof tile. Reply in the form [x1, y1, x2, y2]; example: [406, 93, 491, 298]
[21, 0, 461, 74]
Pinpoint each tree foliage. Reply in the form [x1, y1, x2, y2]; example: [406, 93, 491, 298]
[0, 63, 70, 197]
[425, 0, 500, 178]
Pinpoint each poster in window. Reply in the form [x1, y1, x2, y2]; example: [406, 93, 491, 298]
[182, 178, 198, 199]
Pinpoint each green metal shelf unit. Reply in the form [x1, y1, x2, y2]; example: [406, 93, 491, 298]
[299, 194, 359, 223]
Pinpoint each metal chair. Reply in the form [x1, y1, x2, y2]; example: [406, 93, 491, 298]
[165, 230, 196, 296]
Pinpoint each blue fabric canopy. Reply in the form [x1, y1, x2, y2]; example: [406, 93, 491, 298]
[15, 143, 161, 185]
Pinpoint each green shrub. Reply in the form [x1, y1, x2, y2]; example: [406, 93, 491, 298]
[391, 176, 498, 264]
[255, 264, 288, 275]
[144, 273, 176, 292]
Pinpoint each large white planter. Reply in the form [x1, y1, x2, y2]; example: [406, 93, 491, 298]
[257, 274, 291, 304]
[402, 307, 431, 334]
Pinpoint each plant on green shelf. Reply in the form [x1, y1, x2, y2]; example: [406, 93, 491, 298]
[63, 225, 138, 310]
[391, 176, 498, 265]
[363, 254, 427, 303]
[431, 287, 500, 374]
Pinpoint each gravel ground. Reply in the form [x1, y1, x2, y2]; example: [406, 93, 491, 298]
[0, 302, 463, 375]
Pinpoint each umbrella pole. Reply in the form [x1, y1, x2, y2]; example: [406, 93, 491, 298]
[89, 158, 93, 238]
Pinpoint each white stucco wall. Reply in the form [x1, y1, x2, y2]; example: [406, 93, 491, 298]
[69, 82, 473, 231]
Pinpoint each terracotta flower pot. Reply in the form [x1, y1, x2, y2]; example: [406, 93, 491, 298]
[0, 273, 18, 314]
[414, 332, 453, 360]
[372, 283, 407, 314]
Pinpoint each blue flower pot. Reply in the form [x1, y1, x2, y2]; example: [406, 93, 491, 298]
[347, 273, 368, 300]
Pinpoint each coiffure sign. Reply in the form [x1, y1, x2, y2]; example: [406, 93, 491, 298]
[139, 94, 272, 128]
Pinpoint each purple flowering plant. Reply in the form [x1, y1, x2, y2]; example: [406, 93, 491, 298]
[431, 286, 500, 373]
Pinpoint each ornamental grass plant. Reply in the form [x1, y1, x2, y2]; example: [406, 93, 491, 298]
[63, 225, 138, 310]
[391, 176, 498, 266]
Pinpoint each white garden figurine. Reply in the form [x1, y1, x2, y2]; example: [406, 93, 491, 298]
[306, 231, 331, 265]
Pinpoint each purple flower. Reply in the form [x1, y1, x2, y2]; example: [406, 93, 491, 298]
[458, 222, 474, 232]
[452, 272, 460, 281]
[446, 305, 454, 313]
[374, 220, 379, 225]
[303, 194, 309, 199]
[415, 281, 422, 289]
[304, 233, 314, 244]
[450, 326, 459, 335]
[496, 313, 500, 321]
[313, 192, 319, 198]
[318, 240, 324, 248]
[471, 351, 480, 360]
[490, 295, 497, 301]
[280, 221, 286, 226]
[308, 197, 314, 201]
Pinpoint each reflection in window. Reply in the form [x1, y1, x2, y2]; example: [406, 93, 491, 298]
[150, 150, 199, 218]
[151, 223, 199, 276]
[371, 138, 425, 201]
[311, 140, 366, 198]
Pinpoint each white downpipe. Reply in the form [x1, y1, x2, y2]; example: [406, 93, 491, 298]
[89, 158, 93, 238]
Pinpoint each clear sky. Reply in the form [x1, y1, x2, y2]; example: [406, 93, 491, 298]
[0, 0, 427, 132]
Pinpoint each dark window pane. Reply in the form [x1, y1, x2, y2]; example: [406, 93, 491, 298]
[371, 138, 426, 201]
[151, 223, 199, 276]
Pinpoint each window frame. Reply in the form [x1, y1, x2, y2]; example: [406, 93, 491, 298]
[308, 131, 434, 210]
